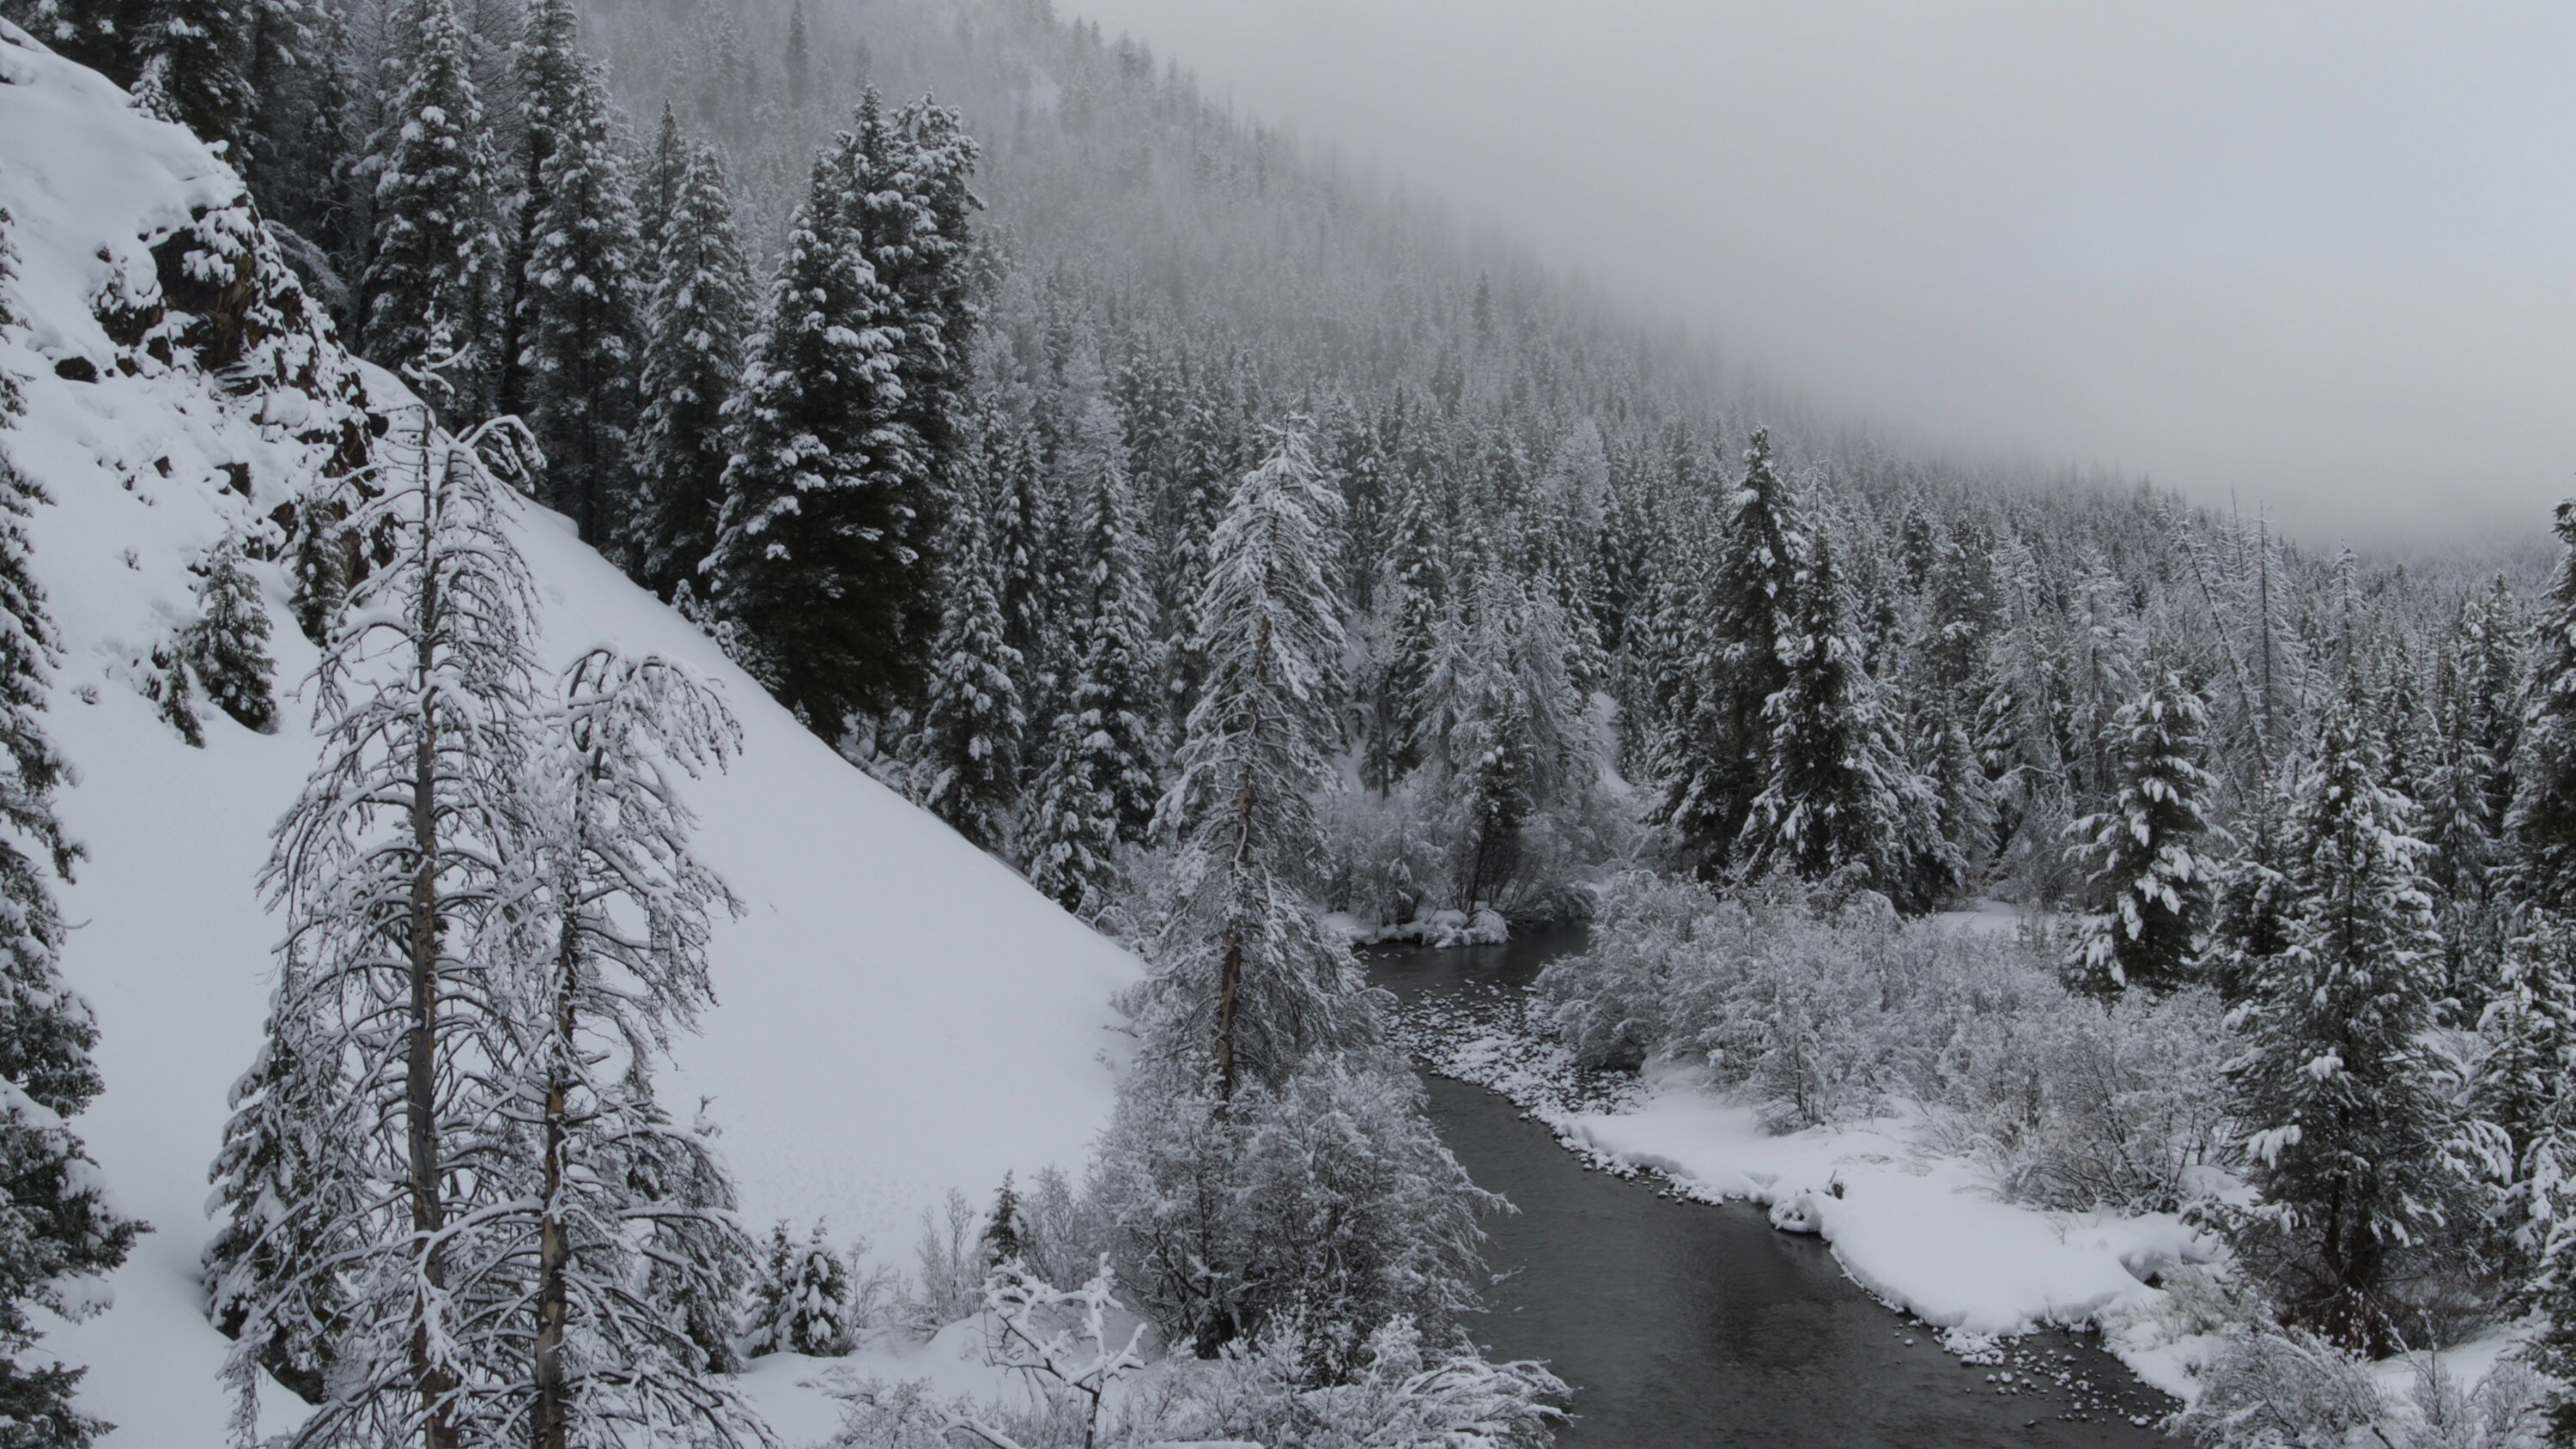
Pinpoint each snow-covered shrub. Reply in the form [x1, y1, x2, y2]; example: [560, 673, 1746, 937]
[1142, 1315, 1564, 1449]
[2172, 1327, 2385, 1448]
[1538, 870, 2237, 1208]
[2391, 1355, 2547, 1449]
[1533, 869, 1723, 1070]
[1087, 1055, 1497, 1374]
[1318, 780, 1450, 933]
[1929, 987, 2235, 1211]
[908, 1186, 989, 1331]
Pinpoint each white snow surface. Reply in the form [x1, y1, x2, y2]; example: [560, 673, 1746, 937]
[1557, 1065, 2215, 1397]
[0, 29, 1138, 1444]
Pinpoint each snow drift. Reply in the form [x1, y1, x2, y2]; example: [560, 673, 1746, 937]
[0, 24, 1137, 1443]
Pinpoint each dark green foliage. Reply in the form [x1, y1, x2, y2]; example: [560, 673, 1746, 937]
[2066, 668, 2217, 994]
[360, 0, 499, 415]
[633, 140, 752, 599]
[2227, 684, 2460, 1353]
[177, 530, 276, 733]
[130, 0, 255, 158]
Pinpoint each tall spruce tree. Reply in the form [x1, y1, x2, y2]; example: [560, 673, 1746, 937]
[512, 36, 644, 547]
[1139, 423, 1373, 1099]
[1738, 529, 1949, 907]
[633, 140, 752, 600]
[2229, 680, 2458, 1353]
[2065, 667, 2219, 994]
[908, 506, 1024, 853]
[0, 205, 142, 1449]
[1024, 409, 1162, 913]
[705, 119, 911, 734]
[1651, 428, 1800, 879]
[361, 0, 500, 416]
[2516, 503, 2576, 915]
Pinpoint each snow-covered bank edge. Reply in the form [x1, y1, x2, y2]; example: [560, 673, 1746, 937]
[1389, 978, 2213, 1406]
[1327, 907, 1510, 949]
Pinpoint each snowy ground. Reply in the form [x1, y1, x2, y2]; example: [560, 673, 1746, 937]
[1, 32, 1138, 1443]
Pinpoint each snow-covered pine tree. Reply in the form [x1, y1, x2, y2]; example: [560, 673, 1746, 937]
[742, 1221, 854, 1359]
[853, 90, 982, 694]
[227, 411, 543, 1447]
[0, 203, 142, 1449]
[203, 986, 359, 1407]
[2473, 910, 2576, 1263]
[4, 0, 140, 84]
[1139, 421, 1374, 1099]
[633, 103, 684, 284]
[908, 502, 1023, 852]
[361, 0, 501, 417]
[1978, 537, 2081, 906]
[1738, 528, 1951, 908]
[1360, 468, 1443, 796]
[632, 137, 752, 601]
[2425, 627, 2504, 1011]
[704, 121, 908, 735]
[522, 646, 754, 1449]
[1650, 427, 1801, 879]
[2228, 678, 2461, 1352]
[509, 1, 645, 549]
[2065, 667, 2219, 995]
[1024, 406, 1162, 912]
[2204, 767, 2295, 1004]
[2516, 502, 2576, 916]
[983, 412, 1051, 700]
[129, 0, 256, 159]
[173, 527, 276, 733]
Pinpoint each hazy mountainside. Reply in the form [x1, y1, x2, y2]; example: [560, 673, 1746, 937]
[0, 29, 1133, 1443]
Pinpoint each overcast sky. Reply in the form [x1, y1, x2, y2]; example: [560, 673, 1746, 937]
[1061, 0, 2576, 547]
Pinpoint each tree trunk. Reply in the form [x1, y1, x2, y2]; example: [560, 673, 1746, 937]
[407, 482, 458, 1449]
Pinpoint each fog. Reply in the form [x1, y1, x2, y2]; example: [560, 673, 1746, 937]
[1064, 0, 2576, 547]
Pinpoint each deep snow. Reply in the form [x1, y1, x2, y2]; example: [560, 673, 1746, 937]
[0, 27, 1138, 1442]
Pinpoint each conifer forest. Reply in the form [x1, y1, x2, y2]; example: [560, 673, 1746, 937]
[0, 0, 2568, 1445]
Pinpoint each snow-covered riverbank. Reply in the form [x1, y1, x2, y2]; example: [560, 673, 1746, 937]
[1391, 972, 2220, 1403]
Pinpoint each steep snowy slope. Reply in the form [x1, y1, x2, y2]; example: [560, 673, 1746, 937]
[0, 26, 1137, 1443]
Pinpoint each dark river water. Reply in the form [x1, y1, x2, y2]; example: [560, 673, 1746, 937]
[1370, 927, 2172, 1448]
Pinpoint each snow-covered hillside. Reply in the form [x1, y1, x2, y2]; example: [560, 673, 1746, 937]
[0, 25, 1137, 1443]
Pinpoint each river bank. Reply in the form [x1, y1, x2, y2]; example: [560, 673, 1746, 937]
[1370, 928, 2180, 1445]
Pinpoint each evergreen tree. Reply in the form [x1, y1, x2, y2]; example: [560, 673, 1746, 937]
[850, 91, 982, 693]
[8, 0, 143, 85]
[173, 527, 276, 733]
[1024, 413, 1162, 912]
[705, 124, 910, 734]
[1651, 428, 1800, 879]
[510, 44, 641, 550]
[632, 139, 752, 600]
[221, 413, 543, 1447]
[0, 204, 141, 1449]
[782, 0, 811, 109]
[633, 103, 685, 279]
[523, 647, 756, 1449]
[1138, 422, 1373, 1100]
[361, 0, 501, 416]
[2065, 668, 2219, 994]
[1738, 529, 1949, 907]
[742, 1221, 853, 1359]
[1361, 470, 1443, 795]
[510, 8, 644, 547]
[129, 0, 256, 159]
[908, 505, 1024, 853]
[2512, 504, 2576, 915]
[203, 996, 355, 1407]
[2228, 682, 2459, 1353]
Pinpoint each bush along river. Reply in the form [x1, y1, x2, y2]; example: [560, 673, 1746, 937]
[1370, 926, 2177, 1447]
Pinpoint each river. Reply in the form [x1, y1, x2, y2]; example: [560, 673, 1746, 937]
[1370, 926, 2173, 1448]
